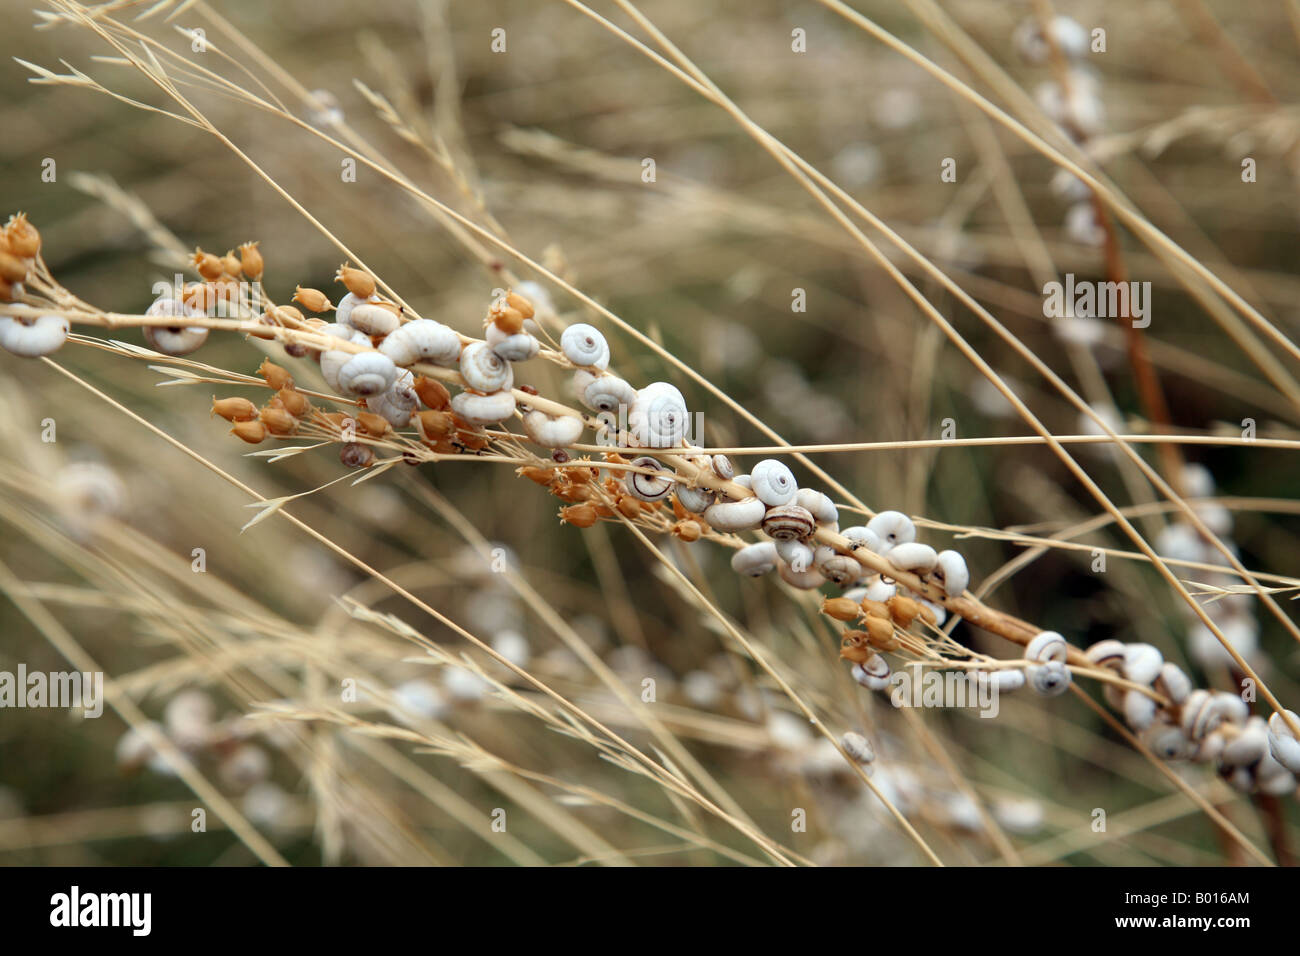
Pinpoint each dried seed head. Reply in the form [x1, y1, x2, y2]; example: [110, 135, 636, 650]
[416, 409, 456, 440]
[192, 248, 224, 281]
[221, 250, 242, 277]
[490, 301, 525, 335]
[860, 598, 890, 619]
[671, 519, 702, 542]
[821, 596, 861, 622]
[270, 304, 305, 326]
[230, 419, 268, 444]
[887, 594, 920, 628]
[355, 411, 391, 437]
[413, 376, 451, 411]
[292, 286, 333, 312]
[238, 241, 263, 280]
[276, 386, 310, 417]
[257, 357, 294, 390]
[212, 396, 258, 422]
[259, 404, 298, 436]
[839, 631, 873, 664]
[5, 213, 41, 258]
[616, 495, 643, 518]
[519, 465, 555, 486]
[336, 264, 376, 298]
[863, 615, 899, 650]
[0, 250, 29, 283]
[505, 291, 535, 319]
[340, 442, 374, 468]
[560, 502, 599, 528]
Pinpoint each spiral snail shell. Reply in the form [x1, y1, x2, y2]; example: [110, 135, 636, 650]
[674, 484, 715, 514]
[817, 551, 861, 587]
[887, 542, 938, 574]
[1122, 643, 1163, 685]
[866, 510, 915, 552]
[851, 653, 891, 691]
[0, 313, 69, 357]
[1123, 689, 1158, 731]
[761, 503, 816, 541]
[778, 562, 825, 590]
[379, 318, 462, 367]
[840, 526, 882, 553]
[711, 454, 735, 481]
[1025, 631, 1068, 664]
[703, 496, 766, 532]
[932, 550, 969, 597]
[750, 459, 797, 507]
[775, 538, 814, 573]
[459, 341, 514, 393]
[625, 456, 674, 502]
[560, 323, 610, 369]
[582, 374, 637, 414]
[1026, 660, 1072, 697]
[486, 322, 540, 362]
[1267, 710, 1300, 774]
[367, 370, 419, 427]
[451, 389, 516, 424]
[794, 488, 838, 524]
[336, 291, 381, 328]
[629, 383, 688, 449]
[338, 351, 399, 397]
[142, 297, 209, 356]
[731, 541, 778, 577]
[523, 410, 584, 449]
[347, 302, 401, 336]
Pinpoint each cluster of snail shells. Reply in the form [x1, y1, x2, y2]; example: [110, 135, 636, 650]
[975, 630, 1073, 698]
[1085, 638, 1298, 796]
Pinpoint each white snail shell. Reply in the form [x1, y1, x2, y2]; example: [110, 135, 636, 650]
[451, 389, 516, 424]
[711, 454, 735, 481]
[933, 550, 969, 597]
[582, 374, 636, 413]
[978, 668, 1026, 694]
[145, 324, 210, 356]
[841, 731, 875, 764]
[523, 410, 584, 448]
[560, 323, 610, 369]
[1221, 716, 1269, 768]
[778, 562, 825, 590]
[704, 496, 766, 532]
[818, 551, 861, 587]
[459, 341, 513, 393]
[1084, 639, 1126, 671]
[675, 484, 715, 514]
[320, 327, 371, 390]
[625, 456, 674, 501]
[379, 318, 462, 367]
[0, 314, 69, 357]
[795, 488, 838, 524]
[348, 303, 400, 336]
[866, 510, 915, 552]
[1142, 722, 1191, 761]
[1267, 710, 1300, 774]
[841, 526, 881, 553]
[920, 598, 947, 627]
[367, 370, 419, 427]
[1123, 689, 1158, 731]
[851, 654, 891, 691]
[336, 291, 381, 328]
[1123, 643, 1164, 685]
[731, 541, 778, 577]
[629, 383, 688, 448]
[775, 539, 815, 573]
[485, 322, 540, 362]
[338, 351, 399, 397]
[863, 576, 897, 604]
[750, 459, 797, 506]
[1025, 631, 1069, 664]
[1027, 660, 1072, 697]
[1180, 689, 1219, 741]
[888, 542, 938, 574]
[761, 503, 816, 541]
[1209, 691, 1248, 727]
[1256, 754, 1297, 796]
[1155, 662, 1192, 705]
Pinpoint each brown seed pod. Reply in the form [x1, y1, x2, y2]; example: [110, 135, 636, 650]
[555, 483, 593, 503]
[260, 405, 298, 436]
[519, 465, 555, 486]
[616, 494, 642, 518]
[821, 596, 861, 622]
[257, 357, 294, 391]
[335, 264, 376, 298]
[887, 594, 920, 628]
[276, 387, 310, 418]
[491, 303, 524, 335]
[560, 502, 599, 528]
[230, 419, 268, 444]
[456, 428, 490, 452]
[270, 304, 305, 326]
[292, 286, 333, 312]
[238, 242, 263, 280]
[340, 442, 374, 468]
[416, 409, 456, 439]
[5, 213, 41, 258]
[839, 632, 873, 664]
[212, 396, 258, 422]
[863, 615, 900, 651]
[860, 599, 891, 619]
[221, 251, 242, 277]
[355, 411, 391, 437]
[192, 248, 224, 281]
[505, 291, 535, 319]
[0, 250, 29, 283]
[413, 376, 451, 411]
[671, 519, 702, 542]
